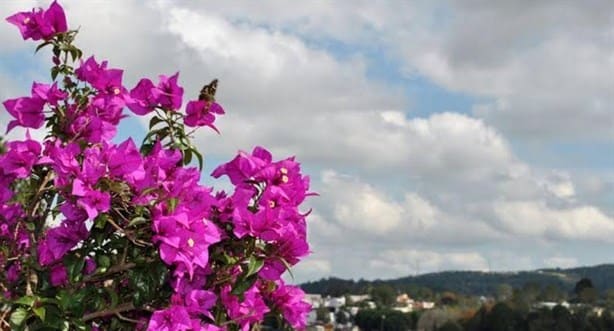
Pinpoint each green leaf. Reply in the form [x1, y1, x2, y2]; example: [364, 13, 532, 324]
[142, 127, 169, 144]
[105, 286, 119, 308]
[97, 255, 111, 271]
[149, 116, 164, 130]
[52, 45, 61, 57]
[70, 48, 78, 62]
[10, 307, 28, 329]
[94, 214, 108, 229]
[168, 197, 178, 213]
[183, 148, 193, 165]
[43, 304, 64, 328]
[51, 66, 60, 81]
[192, 146, 204, 171]
[245, 256, 264, 278]
[231, 274, 258, 297]
[14, 295, 36, 307]
[65, 254, 86, 282]
[25, 221, 36, 231]
[32, 306, 46, 321]
[127, 216, 147, 228]
[35, 41, 52, 53]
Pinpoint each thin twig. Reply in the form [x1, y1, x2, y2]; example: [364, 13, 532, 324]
[82, 302, 135, 322]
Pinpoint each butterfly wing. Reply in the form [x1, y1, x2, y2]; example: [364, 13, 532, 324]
[199, 79, 218, 102]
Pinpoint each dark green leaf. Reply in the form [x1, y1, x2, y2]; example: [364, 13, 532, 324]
[231, 274, 258, 297]
[35, 41, 52, 53]
[183, 148, 193, 165]
[65, 254, 86, 282]
[192, 147, 204, 171]
[97, 255, 111, 271]
[70, 49, 77, 62]
[245, 256, 264, 278]
[149, 116, 164, 130]
[51, 66, 60, 81]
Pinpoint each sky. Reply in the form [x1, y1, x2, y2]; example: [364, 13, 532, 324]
[0, 1, 613, 284]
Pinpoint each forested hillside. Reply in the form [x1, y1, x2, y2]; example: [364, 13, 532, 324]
[300, 264, 614, 296]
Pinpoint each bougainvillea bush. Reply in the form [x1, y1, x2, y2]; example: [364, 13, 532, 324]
[0, 2, 312, 330]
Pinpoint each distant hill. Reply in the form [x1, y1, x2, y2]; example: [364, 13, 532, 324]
[300, 264, 614, 297]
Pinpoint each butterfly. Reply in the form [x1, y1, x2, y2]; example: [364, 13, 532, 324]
[199, 79, 218, 102]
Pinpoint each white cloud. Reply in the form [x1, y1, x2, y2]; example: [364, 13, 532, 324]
[322, 170, 403, 234]
[493, 200, 614, 242]
[397, 2, 614, 140]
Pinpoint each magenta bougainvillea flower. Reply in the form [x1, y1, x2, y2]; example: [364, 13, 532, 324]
[75, 56, 109, 86]
[269, 281, 311, 329]
[72, 181, 111, 220]
[0, 137, 42, 179]
[50, 264, 68, 286]
[2, 96, 46, 132]
[184, 100, 225, 132]
[221, 285, 269, 330]
[84, 257, 97, 275]
[152, 72, 184, 110]
[6, 263, 21, 283]
[147, 305, 192, 331]
[38, 218, 88, 266]
[5, 1, 67, 41]
[31, 82, 67, 106]
[126, 78, 157, 115]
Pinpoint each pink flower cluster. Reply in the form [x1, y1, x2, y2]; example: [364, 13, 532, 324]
[2, 1, 312, 330]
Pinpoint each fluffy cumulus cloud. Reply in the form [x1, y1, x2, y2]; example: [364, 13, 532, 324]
[1, 1, 612, 283]
[493, 201, 614, 242]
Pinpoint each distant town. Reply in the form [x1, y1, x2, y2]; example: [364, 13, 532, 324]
[291, 264, 614, 331]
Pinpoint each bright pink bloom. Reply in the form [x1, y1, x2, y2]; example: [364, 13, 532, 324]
[184, 100, 224, 132]
[269, 281, 311, 329]
[211, 147, 270, 187]
[50, 264, 68, 286]
[31, 82, 67, 106]
[3, 96, 46, 132]
[6, 263, 21, 283]
[5, 1, 66, 41]
[147, 305, 192, 331]
[185, 290, 216, 316]
[221, 285, 269, 330]
[152, 209, 221, 278]
[126, 78, 156, 115]
[73, 186, 110, 220]
[43, 1, 67, 35]
[0, 137, 41, 178]
[45, 141, 81, 187]
[152, 72, 184, 110]
[75, 56, 108, 85]
[108, 139, 144, 179]
[38, 218, 88, 266]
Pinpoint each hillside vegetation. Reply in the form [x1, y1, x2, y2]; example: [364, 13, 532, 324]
[300, 264, 614, 297]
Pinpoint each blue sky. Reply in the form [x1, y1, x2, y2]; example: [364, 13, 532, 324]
[1, 1, 613, 283]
